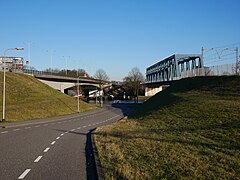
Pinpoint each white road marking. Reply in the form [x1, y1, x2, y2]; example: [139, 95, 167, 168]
[35, 125, 40, 127]
[43, 124, 48, 126]
[60, 133, 64, 136]
[77, 127, 81, 129]
[83, 126, 86, 128]
[56, 137, 60, 140]
[1, 131, 8, 134]
[34, 156, 43, 163]
[18, 169, 31, 179]
[70, 129, 75, 131]
[43, 147, 50, 153]
[13, 129, 20, 131]
[51, 141, 56, 145]
[88, 124, 91, 127]
[25, 127, 31, 129]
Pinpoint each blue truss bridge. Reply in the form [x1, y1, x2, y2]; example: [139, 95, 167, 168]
[145, 54, 205, 96]
[146, 54, 204, 83]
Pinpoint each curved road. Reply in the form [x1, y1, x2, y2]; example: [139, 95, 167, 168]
[0, 104, 129, 180]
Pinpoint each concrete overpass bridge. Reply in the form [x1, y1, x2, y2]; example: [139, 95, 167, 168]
[145, 54, 205, 96]
[23, 70, 111, 97]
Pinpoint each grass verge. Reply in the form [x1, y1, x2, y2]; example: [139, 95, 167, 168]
[95, 76, 240, 179]
[0, 72, 97, 121]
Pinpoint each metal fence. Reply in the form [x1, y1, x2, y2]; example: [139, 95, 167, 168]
[23, 69, 59, 76]
[205, 63, 239, 76]
[179, 63, 239, 78]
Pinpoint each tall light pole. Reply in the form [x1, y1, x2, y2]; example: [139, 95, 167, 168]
[47, 50, 55, 74]
[62, 56, 68, 76]
[2, 48, 24, 122]
[236, 48, 239, 75]
[77, 70, 80, 113]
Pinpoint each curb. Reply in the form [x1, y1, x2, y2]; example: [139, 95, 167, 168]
[91, 131, 105, 180]
[91, 116, 127, 180]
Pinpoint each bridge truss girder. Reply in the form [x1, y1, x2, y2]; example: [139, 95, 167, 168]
[146, 54, 204, 83]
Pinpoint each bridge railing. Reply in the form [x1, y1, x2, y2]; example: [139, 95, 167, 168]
[23, 69, 71, 77]
[22, 69, 89, 78]
[180, 67, 205, 79]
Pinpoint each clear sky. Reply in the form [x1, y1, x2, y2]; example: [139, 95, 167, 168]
[0, 0, 240, 80]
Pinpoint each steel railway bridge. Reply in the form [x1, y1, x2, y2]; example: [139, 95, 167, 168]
[145, 54, 205, 96]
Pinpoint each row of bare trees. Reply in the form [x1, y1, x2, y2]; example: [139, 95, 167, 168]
[93, 67, 144, 104]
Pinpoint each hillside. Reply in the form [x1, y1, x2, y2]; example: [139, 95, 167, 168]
[95, 76, 240, 179]
[0, 72, 97, 121]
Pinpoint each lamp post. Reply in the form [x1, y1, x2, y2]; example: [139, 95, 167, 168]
[77, 70, 80, 113]
[2, 48, 24, 122]
[77, 77, 80, 113]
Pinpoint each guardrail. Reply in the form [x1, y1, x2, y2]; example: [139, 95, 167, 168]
[23, 69, 79, 77]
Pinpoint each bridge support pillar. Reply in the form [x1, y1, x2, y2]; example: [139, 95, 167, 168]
[145, 85, 169, 96]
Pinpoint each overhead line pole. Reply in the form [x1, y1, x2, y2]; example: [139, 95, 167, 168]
[236, 47, 239, 75]
[201, 47, 205, 76]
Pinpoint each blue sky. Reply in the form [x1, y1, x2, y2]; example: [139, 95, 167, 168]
[0, 0, 240, 80]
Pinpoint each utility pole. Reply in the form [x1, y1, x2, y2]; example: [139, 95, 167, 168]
[201, 47, 205, 76]
[236, 47, 239, 75]
[28, 42, 31, 66]
[95, 86, 97, 105]
[77, 78, 80, 113]
[77, 70, 80, 113]
[25, 41, 32, 73]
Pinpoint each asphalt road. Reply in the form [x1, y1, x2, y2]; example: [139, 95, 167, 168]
[0, 104, 129, 180]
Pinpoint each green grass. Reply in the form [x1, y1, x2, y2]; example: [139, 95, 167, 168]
[95, 76, 240, 179]
[0, 72, 97, 121]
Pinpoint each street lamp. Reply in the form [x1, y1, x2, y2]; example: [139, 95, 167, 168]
[2, 47, 24, 122]
[77, 76, 80, 113]
[77, 70, 80, 113]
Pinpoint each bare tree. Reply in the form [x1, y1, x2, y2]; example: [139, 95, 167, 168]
[123, 67, 144, 103]
[94, 69, 109, 107]
[94, 69, 109, 81]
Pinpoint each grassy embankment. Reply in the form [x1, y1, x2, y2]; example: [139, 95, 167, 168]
[95, 76, 240, 179]
[0, 72, 97, 122]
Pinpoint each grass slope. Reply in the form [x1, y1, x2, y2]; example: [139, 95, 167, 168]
[95, 76, 240, 179]
[0, 72, 97, 121]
